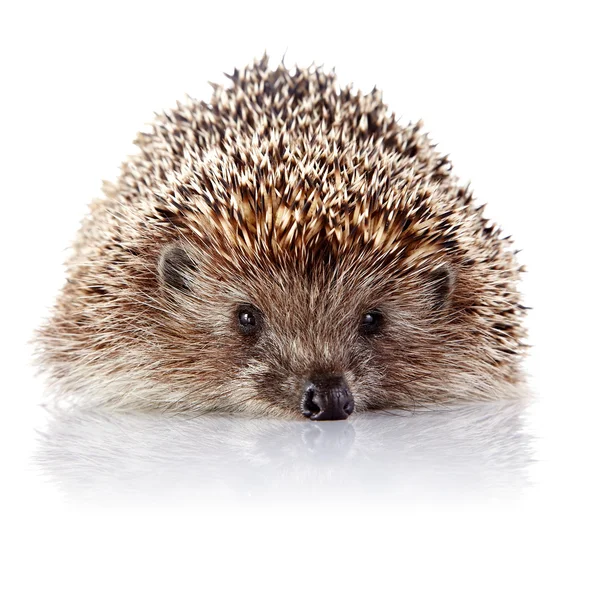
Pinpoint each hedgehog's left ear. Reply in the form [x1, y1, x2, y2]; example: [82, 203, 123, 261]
[158, 244, 197, 292]
[425, 263, 455, 310]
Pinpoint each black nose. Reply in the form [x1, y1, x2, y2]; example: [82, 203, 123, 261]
[301, 375, 354, 421]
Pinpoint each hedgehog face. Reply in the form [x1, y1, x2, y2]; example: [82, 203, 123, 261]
[154, 241, 464, 419]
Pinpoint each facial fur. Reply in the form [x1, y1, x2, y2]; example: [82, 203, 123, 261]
[35, 56, 527, 418]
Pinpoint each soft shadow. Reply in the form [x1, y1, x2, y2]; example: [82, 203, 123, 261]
[34, 400, 534, 506]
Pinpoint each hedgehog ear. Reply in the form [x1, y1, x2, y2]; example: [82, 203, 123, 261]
[158, 244, 197, 292]
[426, 263, 455, 310]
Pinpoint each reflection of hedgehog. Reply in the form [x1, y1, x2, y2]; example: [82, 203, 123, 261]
[35, 401, 531, 503]
[35, 55, 527, 420]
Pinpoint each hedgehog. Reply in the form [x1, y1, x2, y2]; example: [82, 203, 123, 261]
[35, 55, 527, 421]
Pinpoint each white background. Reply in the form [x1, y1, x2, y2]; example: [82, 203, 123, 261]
[1, 1, 599, 598]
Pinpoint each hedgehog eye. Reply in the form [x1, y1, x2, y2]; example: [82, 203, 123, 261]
[237, 305, 261, 335]
[360, 310, 383, 335]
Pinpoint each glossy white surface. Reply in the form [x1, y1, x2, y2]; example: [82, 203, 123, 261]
[34, 400, 531, 506]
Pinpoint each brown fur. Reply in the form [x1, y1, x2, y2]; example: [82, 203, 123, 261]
[35, 55, 527, 417]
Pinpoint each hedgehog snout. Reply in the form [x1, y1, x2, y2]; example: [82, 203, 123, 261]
[300, 374, 354, 421]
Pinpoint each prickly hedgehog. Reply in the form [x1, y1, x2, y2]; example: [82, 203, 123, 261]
[36, 56, 527, 420]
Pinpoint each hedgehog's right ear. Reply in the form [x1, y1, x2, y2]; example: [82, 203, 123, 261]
[158, 244, 197, 292]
